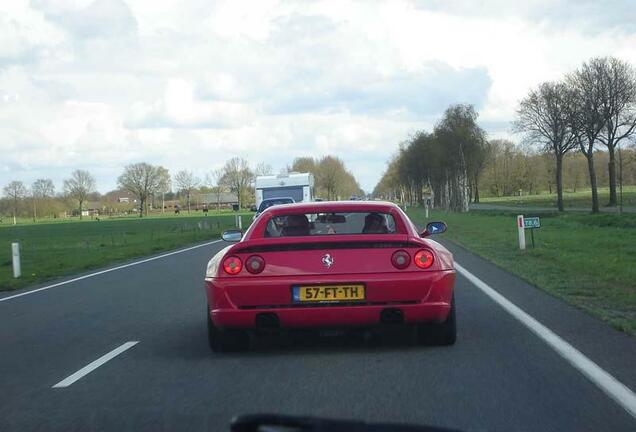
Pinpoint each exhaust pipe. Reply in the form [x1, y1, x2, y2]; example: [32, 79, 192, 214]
[255, 313, 280, 329]
[380, 308, 404, 324]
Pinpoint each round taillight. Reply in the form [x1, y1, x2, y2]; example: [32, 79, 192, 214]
[245, 255, 265, 274]
[223, 256, 242, 275]
[414, 249, 434, 269]
[391, 250, 411, 269]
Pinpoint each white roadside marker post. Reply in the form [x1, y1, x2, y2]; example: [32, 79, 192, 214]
[233, 204, 242, 230]
[12, 242, 21, 278]
[517, 215, 526, 250]
[425, 204, 429, 219]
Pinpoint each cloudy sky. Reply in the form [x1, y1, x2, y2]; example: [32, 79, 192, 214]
[1, 0, 635, 193]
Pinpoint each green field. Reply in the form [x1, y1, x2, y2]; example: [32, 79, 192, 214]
[408, 208, 636, 335]
[0, 214, 250, 291]
[480, 186, 636, 209]
[0, 209, 253, 227]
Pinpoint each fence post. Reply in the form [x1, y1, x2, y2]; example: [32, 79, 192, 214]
[517, 215, 526, 250]
[12, 242, 21, 278]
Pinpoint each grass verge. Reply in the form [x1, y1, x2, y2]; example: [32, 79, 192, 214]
[408, 208, 636, 335]
[0, 214, 249, 291]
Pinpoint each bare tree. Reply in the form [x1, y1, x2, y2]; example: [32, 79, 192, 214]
[32, 178, 55, 221]
[514, 81, 578, 211]
[206, 168, 225, 211]
[3, 181, 27, 225]
[32, 178, 55, 199]
[594, 57, 636, 206]
[118, 163, 164, 217]
[156, 167, 171, 213]
[254, 162, 273, 176]
[220, 157, 253, 210]
[64, 170, 96, 219]
[567, 59, 609, 213]
[174, 170, 200, 213]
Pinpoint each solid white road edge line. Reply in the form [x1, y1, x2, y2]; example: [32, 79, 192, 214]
[52, 341, 139, 388]
[0, 239, 223, 303]
[455, 262, 636, 420]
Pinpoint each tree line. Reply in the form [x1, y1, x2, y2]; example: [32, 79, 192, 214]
[514, 56, 636, 212]
[373, 104, 488, 211]
[1, 155, 364, 223]
[288, 155, 364, 200]
[479, 140, 636, 198]
[374, 56, 636, 213]
[0, 159, 258, 222]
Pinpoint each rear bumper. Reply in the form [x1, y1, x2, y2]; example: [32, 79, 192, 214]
[206, 270, 455, 329]
[211, 303, 451, 328]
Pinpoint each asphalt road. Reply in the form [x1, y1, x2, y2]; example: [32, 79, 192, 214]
[1, 238, 636, 432]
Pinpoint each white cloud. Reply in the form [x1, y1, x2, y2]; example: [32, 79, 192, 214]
[206, 0, 281, 40]
[127, 78, 255, 128]
[0, 1, 66, 60]
[34, 0, 137, 39]
[1, 0, 635, 193]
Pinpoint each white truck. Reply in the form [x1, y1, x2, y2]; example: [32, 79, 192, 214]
[255, 172, 314, 210]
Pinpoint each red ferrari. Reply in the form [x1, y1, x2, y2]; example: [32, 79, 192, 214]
[204, 201, 456, 351]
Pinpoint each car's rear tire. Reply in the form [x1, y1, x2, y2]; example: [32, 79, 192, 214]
[416, 294, 456, 346]
[207, 308, 249, 352]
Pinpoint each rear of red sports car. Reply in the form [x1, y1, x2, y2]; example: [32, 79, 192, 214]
[204, 201, 456, 351]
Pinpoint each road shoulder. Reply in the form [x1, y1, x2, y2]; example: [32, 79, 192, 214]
[444, 238, 636, 392]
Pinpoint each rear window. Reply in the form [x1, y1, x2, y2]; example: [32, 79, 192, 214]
[265, 212, 397, 237]
[258, 198, 294, 212]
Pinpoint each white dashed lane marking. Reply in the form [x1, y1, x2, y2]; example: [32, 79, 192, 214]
[52, 341, 139, 388]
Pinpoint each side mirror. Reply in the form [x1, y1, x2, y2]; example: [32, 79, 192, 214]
[222, 229, 242, 242]
[421, 221, 447, 237]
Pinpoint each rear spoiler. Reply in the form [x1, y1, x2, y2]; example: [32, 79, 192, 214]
[234, 241, 426, 253]
[230, 234, 425, 254]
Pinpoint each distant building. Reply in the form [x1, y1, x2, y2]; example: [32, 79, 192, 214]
[200, 192, 239, 208]
[102, 190, 137, 205]
[73, 201, 101, 217]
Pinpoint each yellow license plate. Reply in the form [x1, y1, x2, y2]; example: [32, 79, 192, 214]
[293, 284, 365, 302]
